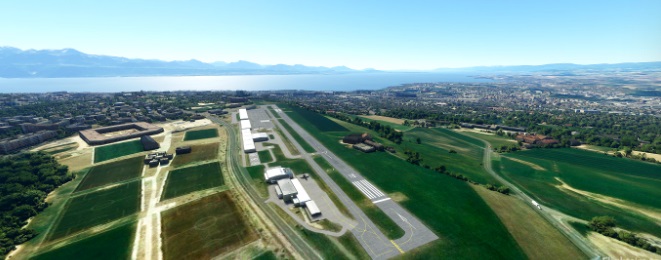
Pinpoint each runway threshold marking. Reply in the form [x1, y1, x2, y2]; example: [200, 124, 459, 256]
[390, 240, 405, 254]
[373, 198, 391, 204]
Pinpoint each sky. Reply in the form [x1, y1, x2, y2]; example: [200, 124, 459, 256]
[1, 1, 660, 70]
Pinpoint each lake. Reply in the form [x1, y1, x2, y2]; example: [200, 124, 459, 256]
[0, 72, 492, 93]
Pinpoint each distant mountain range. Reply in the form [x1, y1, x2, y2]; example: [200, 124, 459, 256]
[0, 47, 361, 78]
[1, 46, 659, 78]
[434, 61, 661, 73]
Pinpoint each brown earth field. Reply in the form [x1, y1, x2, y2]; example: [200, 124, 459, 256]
[169, 142, 220, 168]
[160, 191, 258, 260]
[360, 115, 405, 124]
[473, 186, 586, 259]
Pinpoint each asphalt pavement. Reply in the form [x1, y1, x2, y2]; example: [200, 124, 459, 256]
[266, 105, 438, 259]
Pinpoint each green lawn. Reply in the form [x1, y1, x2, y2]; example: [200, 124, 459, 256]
[94, 140, 144, 163]
[183, 128, 219, 141]
[278, 118, 316, 153]
[161, 162, 224, 200]
[257, 150, 273, 163]
[75, 156, 144, 192]
[283, 105, 527, 259]
[32, 222, 136, 260]
[47, 181, 141, 241]
[497, 148, 661, 237]
[170, 142, 219, 168]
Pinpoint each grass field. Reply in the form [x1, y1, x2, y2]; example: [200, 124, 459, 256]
[161, 191, 257, 260]
[162, 162, 224, 200]
[277, 118, 316, 153]
[272, 126, 300, 156]
[32, 222, 135, 260]
[283, 105, 527, 258]
[267, 106, 282, 119]
[257, 150, 272, 163]
[75, 156, 143, 192]
[404, 128, 500, 184]
[171, 142, 219, 168]
[183, 128, 219, 141]
[94, 140, 144, 163]
[48, 181, 141, 241]
[497, 148, 661, 237]
[458, 130, 518, 149]
[282, 105, 348, 132]
[473, 186, 585, 259]
[245, 165, 268, 197]
[358, 115, 413, 131]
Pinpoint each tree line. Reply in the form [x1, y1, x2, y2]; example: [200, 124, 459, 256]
[589, 216, 660, 255]
[0, 152, 73, 257]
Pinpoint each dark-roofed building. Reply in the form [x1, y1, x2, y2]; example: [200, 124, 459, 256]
[176, 146, 192, 154]
[343, 133, 364, 144]
[141, 135, 160, 151]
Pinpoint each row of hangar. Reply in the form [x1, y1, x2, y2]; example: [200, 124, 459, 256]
[239, 108, 268, 153]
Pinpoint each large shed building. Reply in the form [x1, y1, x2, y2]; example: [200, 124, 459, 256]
[264, 167, 294, 183]
[239, 109, 249, 120]
[242, 128, 256, 153]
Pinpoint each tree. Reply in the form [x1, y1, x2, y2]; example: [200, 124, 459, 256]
[416, 137, 421, 144]
[589, 216, 616, 233]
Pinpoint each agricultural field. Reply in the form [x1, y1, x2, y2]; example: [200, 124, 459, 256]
[183, 128, 218, 141]
[358, 115, 412, 131]
[404, 128, 500, 184]
[283, 106, 527, 258]
[31, 222, 136, 260]
[47, 180, 141, 241]
[161, 191, 257, 260]
[161, 162, 224, 200]
[39, 142, 79, 155]
[170, 142, 219, 168]
[74, 156, 143, 192]
[457, 130, 519, 149]
[94, 140, 144, 163]
[473, 186, 585, 259]
[496, 148, 661, 238]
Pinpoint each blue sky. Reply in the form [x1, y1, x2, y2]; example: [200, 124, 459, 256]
[1, 1, 659, 70]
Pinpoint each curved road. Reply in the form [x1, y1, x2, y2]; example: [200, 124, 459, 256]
[479, 140, 604, 259]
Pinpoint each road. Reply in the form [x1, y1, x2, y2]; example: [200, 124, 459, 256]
[479, 140, 604, 259]
[267, 105, 438, 259]
[206, 114, 324, 260]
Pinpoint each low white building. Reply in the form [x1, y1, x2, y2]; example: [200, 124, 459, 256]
[264, 167, 294, 183]
[242, 128, 255, 153]
[252, 133, 269, 142]
[305, 200, 321, 217]
[239, 109, 249, 120]
[240, 119, 252, 130]
[291, 178, 311, 206]
[277, 178, 298, 202]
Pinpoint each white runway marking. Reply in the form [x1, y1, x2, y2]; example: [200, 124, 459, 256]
[352, 179, 386, 199]
[260, 120, 270, 123]
[373, 198, 391, 204]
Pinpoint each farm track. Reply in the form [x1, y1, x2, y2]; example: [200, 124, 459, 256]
[476, 139, 604, 258]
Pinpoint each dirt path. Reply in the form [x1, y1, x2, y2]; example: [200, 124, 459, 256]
[502, 156, 547, 171]
[588, 232, 660, 259]
[555, 177, 661, 225]
[360, 115, 405, 125]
